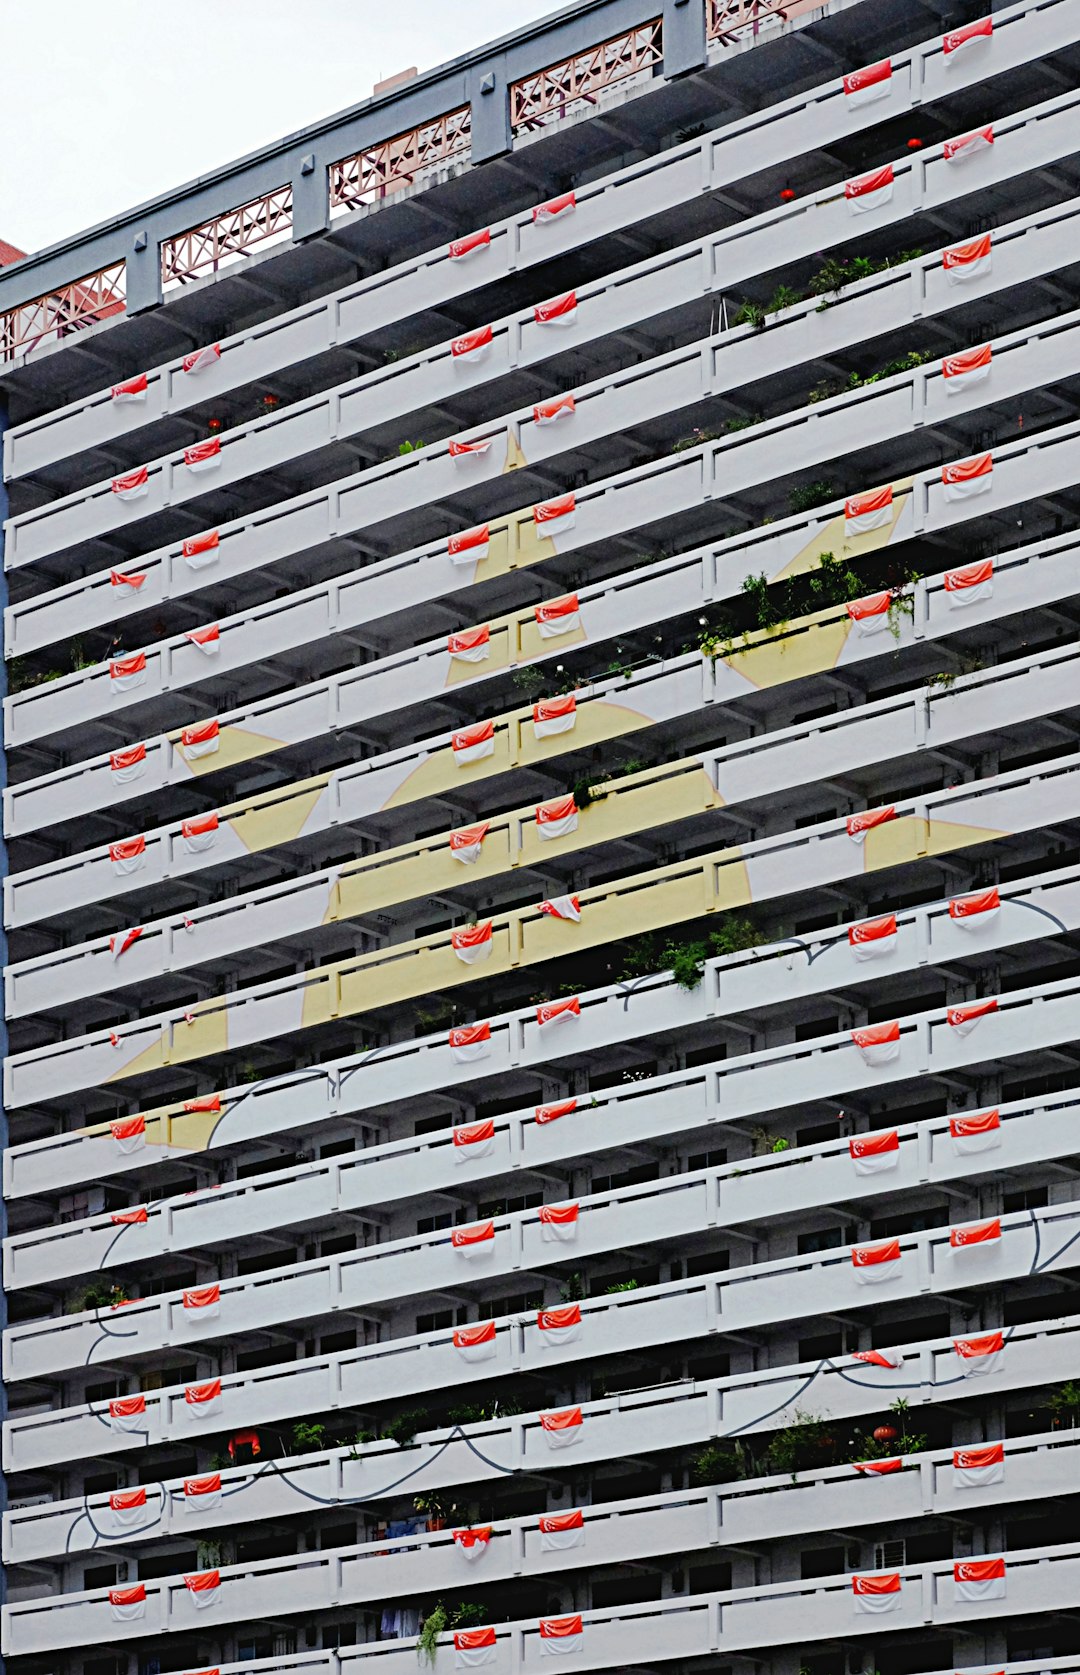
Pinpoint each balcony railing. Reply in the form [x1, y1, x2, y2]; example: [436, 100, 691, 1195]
[159, 186, 295, 291]
[707, 0, 822, 44]
[329, 106, 472, 215]
[510, 19, 663, 134]
[0, 262, 125, 367]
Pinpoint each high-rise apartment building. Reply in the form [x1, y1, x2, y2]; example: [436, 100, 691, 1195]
[2, 2, 1080, 1673]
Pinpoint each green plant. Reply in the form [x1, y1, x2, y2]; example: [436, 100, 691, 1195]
[788, 480, 836, 516]
[808, 377, 845, 406]
[1046, 1381, 1080, 1425]
[725, 413, 762, 433]
[291, 1420, 326, 1453]
[750, 1126, 789, 1156]
[766, 284, 803, 315]
[68, 1280, 130, 1314]
[690, 1441, 750, 1485]
[511, 666, 546, 699]
[383, 1408, 431, 1448]
[733, 299, 767, 331]
[560, 1271, 586, 1303]
[764, 1409, 834, 1478]
[197, 1539, 224, 1569]
[605, 1278, 639, 1293]
[452, 1602, 487, 1629]
[671, 426, 723, 453]
[418, 1603, 448, 1665]
[709, 916, 758, 957]
[397, 438, 426, 455]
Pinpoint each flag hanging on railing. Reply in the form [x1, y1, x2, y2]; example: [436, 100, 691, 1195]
[181, 719, 220, 760]
[852, 1572, 902, 1612]
[948, 886, 999, 923]
[453, 1117, 495, 1158]
[534, 290, 578, 326]
[184, 1378, 222, 1416]
[184, 1473, 222, 1511]
[535, 593, 581, 637]
[449, 437, 495, 460]
[537, 1303, 582, 1346]
[186, 624, 221, 654]
[451, 325, 493, 364]
[185, 1569, 222, 1609]
[954, 1557, 1006, 1601]
[448, 626, 491, 663]
[109, 1486, 149, 1524]
[949, 1109, 1002, 1154]
[183, 344, 221, 374]
[943, 344, 992, 393]
[953, 1441, 1004, 1487]
[853, 1457, 903, 1476]
[849, 913, 897, 960]
[534, 492, 576, 540]
[541, 1406, 583, 1447]
[450, 822, 490, 864]
[944, 124, 994, 162]
[183, 529, 220, 567]
[943, 232, 992, 284]
[110, 836, 147, 875]
[944, 558, 993, 605]
[540, 1509, 585, 1550]
[449, 228, 491, 260]
[453, 1320, 498, 1361]
[535, 393, 576, 426]
[852, 1020, 901, 1065]
[184, 437, 222, 472]
[533, 191, 576, 224]
[109, 1583, 147, 1621]
[111, 567, 147, 593]
[844, 486, 893, 535]
[448, 523, 490, 563]
[947, 997, 998, 1035]
[112, 373, 148, 402]
[950, 1216, 1001, 1248]
[453, 1526, 493, 1561]
[846, 592, 892, 634]
[112, 466, 149, 501]
[844, 164, 894, 213]
[449, 1022, 491, 1062]
[111, 1206, 149, 1226]
[184, 1093, 221, 1115]
[451, 1221, 496, 1256]
[454, 1626, 496, 1668]
[182, 812, 220, 853]
[183, 1283, 221, 1319]
[536, 795, 579, 839]
[534, 695, 577, 739]
[110, 652, 147, 692]
[108, 1393, 147, 1430]
[110, 1115, 147, 1153]
[844, 59, 892, 106]
[849, 1130, 899, 1175]
[943, 452, 993, 500]
[536, 1098, 577, 1125]
[540, 895, 582, 923]
[451, 922, 493, 965]
[452, 721, 495, 765]
[953, 1330, 1004, 1376]
[851, 1237, 902, 1283]
[539, 1202, 580, 1242]
[539, 1614, 584, 1655]
[851, 1346, 904, 1369]
[110, 926, 145, 961]
[944, 16, 992, 58]
[537, 996, 581, 1027]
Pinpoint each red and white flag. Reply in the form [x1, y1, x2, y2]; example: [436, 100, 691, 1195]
[110, 1583, 147, 1621]
[112, 466, 149, 501]
[452, 1221, 496, 1257]
[182, 344, 221, 375]
[536, 794, 579, 839]
[852, 1572, 902, 1612]
[954, 1557, 1006, 1601]
[949, 1108, 1001, 1154]
[943, 452, 993, 500]
[452, 921, 493, 965]
[852, 1020, 901, 1065]
[110, 1115, 146, 1153]
[845, 164, 894, 213]
[948, 886, 999, 924]
[451, 324, 493, 364]
[453, 1526, 492, 1561]
[947, 997, 998, 1036]
[110, 652, 147, 691]
[844, 486, 892, 536]
[540, 894, 581, 923]
[539, 1202, 580, 1243]
[849, 913, 897, 961]
[534, 492, 576, 541]
[186, 624, 220, 654]
[449, 437, 495, 460]
[534, 191, 576, 224]
[450, 821, 490, 864]
[944, 124, 994, 162]
[109, 1486, 149, 1524]
[182, 529, 220, 568]
[844, 59, 892, 107]
[540, 1614, 583, 1656]
[853, 1457, 903, 1476]
[849, 1129, 899, 1176]
[943, 232, 992, 284]
[536, 1097, 577, 1125]
[108, 1395, 147, 1432]
[185, 1569, 222, 1609]
[181, 718, 220, 760]
[183, 1282, 221, 1319]
[852, 1346, 904, 1369]
[110, 835, 146, 876]
[110, 926, 144, 961]
[111, 1206, 149, 1226]
[184, 1473, 222, 1511]
[534, 290, 577, 326]
[453, 1320, 498, 1362]
[847, 591, 892, 635]
[112, 372, 148, 403]
[453, 1117, 495, 1159]
[110, 567, 146, 593]
[541, 1405, 583, 1447]
[448, 523, 491, 564]
[452, 720, 495, 765]
[953, 1330, 1004, 1377]
[182, 812, 220, 853]
[448, 625, 491, 663]
[943, 343, 991, 394]
[534, 694, 577, 739]
[537, 995, 580, 1028]
[540, 1509, 584, 1550]
[535, 593, 581, 638]
[183, 1093, 222, 1114]
[944, 17, 992, 59]
[950, 1216, 1001, 1249]
[535, 393, 576, 426]
[184, 1377, 223, 1416]
[184, 437, 222, 472]
[851, 1237, 902, 1283]
[450, 228, 491, 260]
[454, 1626, 496, 1668]
[449, 1022, 491, 1063]
[537, 1303, 584, 1347]
[953, 1441, 1004, 1487]
[944, 558, 993, 606]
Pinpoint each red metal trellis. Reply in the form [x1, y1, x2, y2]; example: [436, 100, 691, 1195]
[0, 262, 126, 365]
[707, 0, 821, 44]
[329, 106, 472, 214]
[510, 20, 664, 134]
[160, 185, 295, 290]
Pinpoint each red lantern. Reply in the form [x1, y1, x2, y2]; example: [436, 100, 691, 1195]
[907, 137, 923, 150]
[780, 187, 796, 202]
[873, 1423, 898, 1443]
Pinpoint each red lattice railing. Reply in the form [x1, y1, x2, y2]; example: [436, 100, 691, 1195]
[330, 106, 472, 213]
[0, 261, 126, 365]
[510, 19, 664, 133]
[707, 0, 821, 43]
[161, 184, 295, 290]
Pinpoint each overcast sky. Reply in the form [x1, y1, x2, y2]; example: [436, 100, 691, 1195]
[1, 0, 562, 258]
